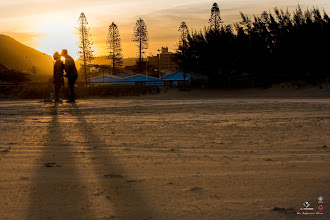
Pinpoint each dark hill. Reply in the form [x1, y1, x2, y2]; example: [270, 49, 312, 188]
[0, 34, 53, 77]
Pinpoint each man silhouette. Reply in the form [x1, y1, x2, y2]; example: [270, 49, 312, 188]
[61, 49, 78, 103]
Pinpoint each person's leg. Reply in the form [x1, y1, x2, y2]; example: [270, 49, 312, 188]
[68, 75, 77, 101]
[68, 77, 74, 101]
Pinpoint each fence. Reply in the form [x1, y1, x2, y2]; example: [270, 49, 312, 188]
[0, 82, 162, 99]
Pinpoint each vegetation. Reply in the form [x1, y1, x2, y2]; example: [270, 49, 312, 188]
[209, 3, 223, 30]
[176, 5, 330, 87]
[107, 22, 123, 74]
[132, 18, 149, 73]
[0, 69, 30, 84]
[178, 22, 189, 53]
[77, 13, 94, 83]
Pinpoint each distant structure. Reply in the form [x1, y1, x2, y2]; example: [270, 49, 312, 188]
[148, 47, 179, 76]
[89, 71, 208, 87]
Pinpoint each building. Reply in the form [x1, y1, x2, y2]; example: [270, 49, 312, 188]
[89, 71, 208, 87]
[90, 75, 123, 83]
[122, 74, 162, 86]
[89, 74, 163, 86]
[148, 47, 179, 75]
[161, 72, 208, 88]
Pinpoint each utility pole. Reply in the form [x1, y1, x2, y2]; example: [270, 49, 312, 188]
[142, 52, 147, 82]
[157, 49, 161, 78]
[25, 56, 32, 69]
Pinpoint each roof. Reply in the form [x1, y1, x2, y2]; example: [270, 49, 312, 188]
[90, 75, 123, 82]
[160, 69, 175, 75]
[123, 74, 160, 81]
[118, 67, 137, 75]
[117, 73, 134, 78]
[161, 72, 208, 81]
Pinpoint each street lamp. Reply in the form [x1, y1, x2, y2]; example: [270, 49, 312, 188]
[25, 56, 32, 69]
[25, 56, 38, 82]
[142, 52, 147, 82]
[157, 49, 161, 78]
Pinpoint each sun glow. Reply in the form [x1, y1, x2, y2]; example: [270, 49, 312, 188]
[60, 56, 66, 63]
[34, 16, 79, 60]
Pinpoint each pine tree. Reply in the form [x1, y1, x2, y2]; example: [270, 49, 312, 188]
[107, 22, 123, 74]
[178, 22, 188, 54]
[209, 3, 223, 30]
[77, 12, 94, 83]
[132, 18, 149, 72]
[178, 21, 189, 85]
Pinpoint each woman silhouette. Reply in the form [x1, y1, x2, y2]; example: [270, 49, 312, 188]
[53, 52, 64, 102]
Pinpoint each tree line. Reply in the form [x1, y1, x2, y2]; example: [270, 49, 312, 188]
[77, 3, 330, 85]
[177, 4, 330, 86]
[77, 13, 149, 78]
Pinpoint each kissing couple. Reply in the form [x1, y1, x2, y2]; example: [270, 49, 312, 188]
[52, 49, 78, 103]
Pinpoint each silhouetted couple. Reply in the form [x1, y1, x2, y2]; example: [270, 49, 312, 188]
[53, 49, 78, 103]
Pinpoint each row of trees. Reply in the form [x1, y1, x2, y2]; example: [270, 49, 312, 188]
[77, 13, 149, 78]
[77, 3, 330, 85]
[177, 4, 330, 86]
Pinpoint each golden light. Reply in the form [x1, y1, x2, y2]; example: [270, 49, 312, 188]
[60, 56, 66, 63]
[34, 14, 79, 60]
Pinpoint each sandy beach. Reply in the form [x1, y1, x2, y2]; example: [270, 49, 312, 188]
[0, 90, 329, 219]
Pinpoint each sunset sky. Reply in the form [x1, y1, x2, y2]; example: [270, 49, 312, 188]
[1, 0, 329, 59]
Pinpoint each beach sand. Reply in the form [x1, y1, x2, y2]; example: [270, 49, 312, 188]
[0, 89, 329, 219]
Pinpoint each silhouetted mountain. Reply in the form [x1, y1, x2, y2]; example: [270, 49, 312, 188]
[0, 35, 53, 76]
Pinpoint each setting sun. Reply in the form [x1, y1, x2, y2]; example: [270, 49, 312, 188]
[60, 56, 66, 63]
[34, 15, 79, 60]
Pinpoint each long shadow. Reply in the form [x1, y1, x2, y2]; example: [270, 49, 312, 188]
[68, 103, 153, 219]
[28, 103, 95, 220]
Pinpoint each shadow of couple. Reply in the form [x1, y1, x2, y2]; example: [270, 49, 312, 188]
[27, 102, 153, 220]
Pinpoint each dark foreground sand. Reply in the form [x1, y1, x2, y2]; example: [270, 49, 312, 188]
[0, 92, 329, 219]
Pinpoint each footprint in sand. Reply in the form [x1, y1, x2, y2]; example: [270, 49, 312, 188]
[104, 174, 124, 178]
[187, 187, 204, 192]
[44, 162, 62, 167]
[264, 158, 273, 161]
[273, 207, 295, 214]
[0, 147, 11, 155]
